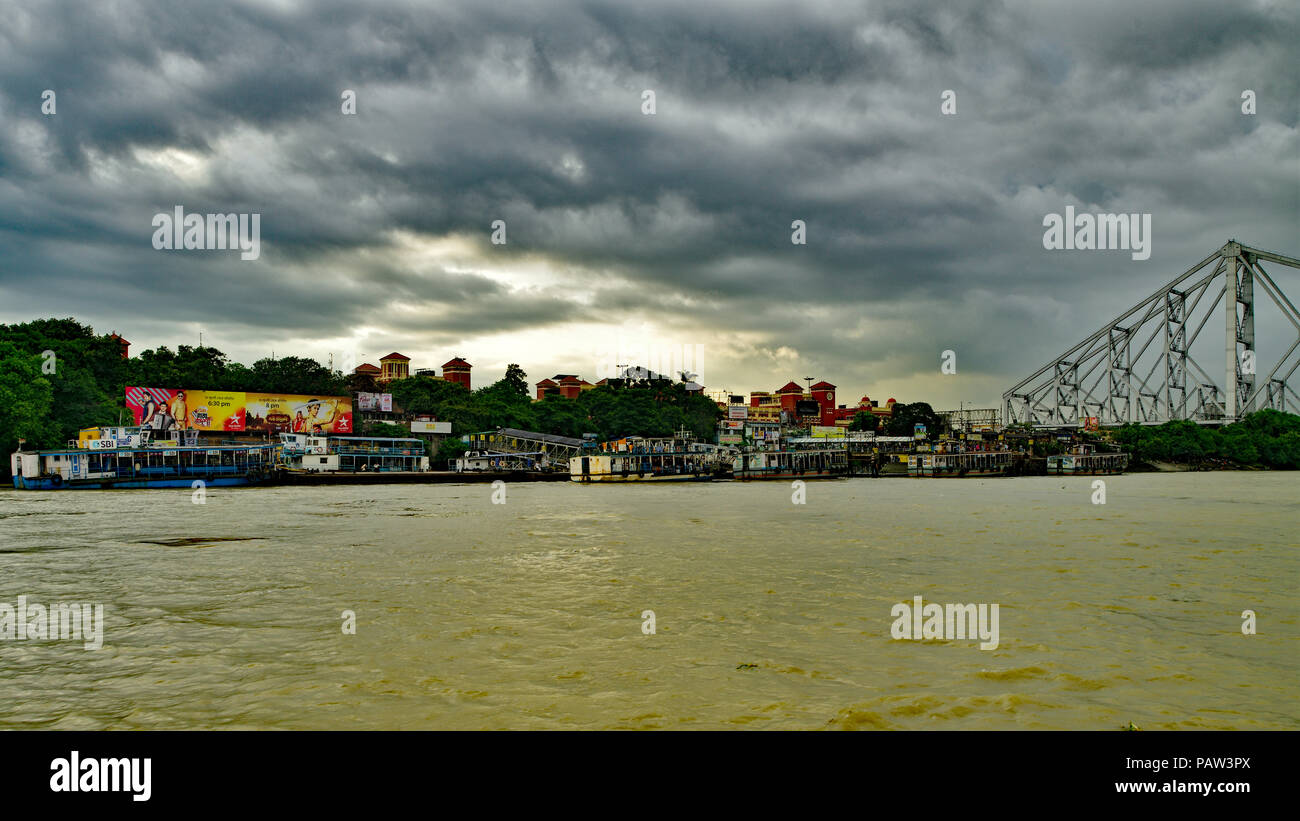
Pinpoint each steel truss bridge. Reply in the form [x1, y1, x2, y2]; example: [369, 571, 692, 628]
[1004, 241, 1300, 428]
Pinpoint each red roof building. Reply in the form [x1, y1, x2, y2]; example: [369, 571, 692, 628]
[442, 357, 472, 390]
[107, 332, 130, 360]
[378, 352, 411, 384]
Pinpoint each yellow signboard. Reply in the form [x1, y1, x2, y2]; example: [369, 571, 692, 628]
[127, 387, 353, 434]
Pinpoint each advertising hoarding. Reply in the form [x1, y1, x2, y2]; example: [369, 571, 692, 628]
[410, 421, 452, 434]
[795, 399, 821, 417]
[126, 387, 352, 434]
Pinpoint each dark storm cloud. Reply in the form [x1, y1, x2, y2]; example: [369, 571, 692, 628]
[0, 0, 1295, 400]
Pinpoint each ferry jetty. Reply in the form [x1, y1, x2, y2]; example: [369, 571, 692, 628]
[729, 446, 849, 480]
[1046, 444, 1130, 475]
[276, 432, 567, 484]
[9, 426, 277, 490]
[907, 450, 1016, 478]
[570, 434, 731, 483]
[569, 430, 851, 483]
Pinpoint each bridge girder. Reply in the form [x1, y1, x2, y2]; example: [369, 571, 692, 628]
[1004, 241, 1300, 428]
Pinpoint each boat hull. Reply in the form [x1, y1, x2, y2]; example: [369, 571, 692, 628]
[908, 469, 1007, 478]
[571, 472, 714, 483]
[730, 469, 845, 480]
[1045, 465, 1126, 475]
[12, 475, 273, 490]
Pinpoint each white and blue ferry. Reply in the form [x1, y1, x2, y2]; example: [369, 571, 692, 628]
[10, 426, 278, 490]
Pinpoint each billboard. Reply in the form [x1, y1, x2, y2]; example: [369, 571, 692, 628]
[126, 387, 352, 434]
[809, 425, 842, 438]
[727, 405, 748, 420]
[357, 392, 394, 412]
[411, 421, 452, 434]
[914, 423, 927, 440]
[795, 399, 821, 417]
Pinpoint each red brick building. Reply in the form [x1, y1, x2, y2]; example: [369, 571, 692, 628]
[442, 357, 472, 390]
[107, 332, 130, 359]
[751, 379, 897, 427]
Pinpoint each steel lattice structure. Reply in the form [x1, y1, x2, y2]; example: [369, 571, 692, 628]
[1004, 241, 1300, 427]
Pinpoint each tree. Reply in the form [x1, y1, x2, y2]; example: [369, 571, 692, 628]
[435, 437, 470, 468]
[501, 364, 529, 399]
[532, 395, 586, 438]
[245, 356, 346, 396]
[885, 402, 941, 438]
[362, 421, 410, 438]
[0, 342, 58, 461]
[849, 411, 879, 432]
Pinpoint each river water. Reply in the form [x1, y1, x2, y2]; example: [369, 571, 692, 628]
[0, 473, 1295, 730]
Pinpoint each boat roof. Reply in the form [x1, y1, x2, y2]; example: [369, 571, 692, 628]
[20, 443, 276, 456]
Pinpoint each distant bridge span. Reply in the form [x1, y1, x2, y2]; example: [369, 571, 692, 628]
[1004, 241, 1300, 427]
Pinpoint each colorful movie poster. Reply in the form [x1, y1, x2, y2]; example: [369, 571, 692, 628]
[247, 392, 352, 435]
[187, 390, 247, 431]
[126, 387, 352, 435]
[126, 386, 192, 432]
[379, 393, 393, 412]
[357, 392, 377, 411]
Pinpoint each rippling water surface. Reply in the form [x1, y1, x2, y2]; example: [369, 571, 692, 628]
[0, 473, 1295, 729]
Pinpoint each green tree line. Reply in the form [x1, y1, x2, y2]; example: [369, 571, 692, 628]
[1112, 411, 1300, 468]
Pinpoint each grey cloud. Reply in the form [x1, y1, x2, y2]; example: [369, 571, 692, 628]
[0, 0, 1295, 404]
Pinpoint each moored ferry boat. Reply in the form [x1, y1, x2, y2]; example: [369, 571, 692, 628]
[10, 427, 278, 490]
[570, 435, 729, 482]
[730, 448, 848, 480]
[908, 451, 1014, 477]
[278, 433, 430, 473]
[1046, 445, 1129, 475]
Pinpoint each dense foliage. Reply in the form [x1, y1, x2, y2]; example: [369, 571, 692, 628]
[883, 402, 943, 439]
[1112, 411, 1300, 468]
[388, 371, 720, 442]
[848, 410, 880, 432]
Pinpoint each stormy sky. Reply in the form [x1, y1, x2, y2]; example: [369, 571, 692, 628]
[1, 0, 1296, 409]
